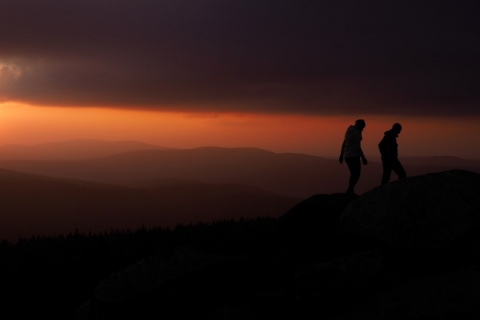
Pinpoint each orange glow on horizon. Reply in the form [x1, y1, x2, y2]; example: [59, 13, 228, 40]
[0, 102, 479, 159]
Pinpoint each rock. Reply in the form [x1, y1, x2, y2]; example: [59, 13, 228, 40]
[295, 251, 387, 304]
[76, 246, 252, 319]
[337, 170, 480, 253]
[280, 193, 357, 248]
[332, 265, 480, 320]
[75, 244, 298, 320]
[76, 171, 480, 320]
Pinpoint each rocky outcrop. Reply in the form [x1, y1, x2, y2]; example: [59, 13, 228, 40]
[295, 170, 480, 319]
[75, 245, 297, 320]
[295, 250, 387, 301]
[337, 170, 480, 253]
[280, 193, 359, 260]
[331, 264, 480, 320]
[280, 193, 357, 240]
[76, 170, 480, 320]
[76, 246, 254, 319]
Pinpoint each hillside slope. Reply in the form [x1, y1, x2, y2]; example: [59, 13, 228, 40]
[0, 169, 299, 242]
[1, 146, 478, 198]
[0, 139, 167, 161]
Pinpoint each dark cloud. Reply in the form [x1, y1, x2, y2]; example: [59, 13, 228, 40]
[0, 0, 479, 115]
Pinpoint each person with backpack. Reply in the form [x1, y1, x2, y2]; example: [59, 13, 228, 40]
[378, 123, 406, 185]
[339, 119, 368, 195]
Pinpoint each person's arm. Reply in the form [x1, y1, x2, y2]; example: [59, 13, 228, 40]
[357, 133, 367, 165]
[361, 152, 368, 165]
[339, 140, 345, 164]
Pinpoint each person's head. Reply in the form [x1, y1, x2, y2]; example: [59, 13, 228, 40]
[392, 123, 402, 134]
[355, 119, 366, 130]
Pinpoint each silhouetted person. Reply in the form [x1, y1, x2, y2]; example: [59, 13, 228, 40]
[339, 119, 368, 195]
[379, 123, 406, 185]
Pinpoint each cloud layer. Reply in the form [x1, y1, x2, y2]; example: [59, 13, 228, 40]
[1, 0, 479, 115]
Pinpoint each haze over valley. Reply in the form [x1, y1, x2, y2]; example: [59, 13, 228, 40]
[0, 139, 478, 243]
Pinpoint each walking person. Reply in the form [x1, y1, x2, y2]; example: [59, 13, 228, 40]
[378, 123, 406, 185]
[339, 119, 368, 195]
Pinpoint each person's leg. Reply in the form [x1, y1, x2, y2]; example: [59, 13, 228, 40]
[381, 157, 392, 185]
[391, 158, 406, 180]
[345, 157, 361, 195]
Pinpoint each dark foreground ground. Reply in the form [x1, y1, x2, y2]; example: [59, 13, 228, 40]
[3, 179, 480, 320]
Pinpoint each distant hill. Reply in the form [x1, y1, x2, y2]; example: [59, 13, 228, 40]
[0, 168, 300, 242]
[401, 156, 480, 168]
[0, 145, 478, 198]
[0, 139, 168, 160]
[0, 147, 357, 197]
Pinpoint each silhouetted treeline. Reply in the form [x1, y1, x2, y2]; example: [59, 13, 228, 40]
[0, 217, 282, 319]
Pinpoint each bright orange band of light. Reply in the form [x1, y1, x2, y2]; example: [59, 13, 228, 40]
[0, 102, 479, 159]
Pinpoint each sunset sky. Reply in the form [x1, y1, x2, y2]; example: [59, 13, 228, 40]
[1, 0, 479, 158]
